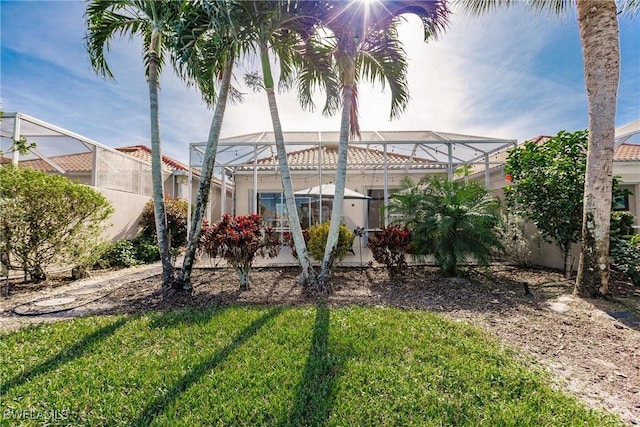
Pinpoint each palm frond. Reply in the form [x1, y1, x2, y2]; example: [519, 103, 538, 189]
[86, 0, 182, 82]
[172, 0, 243, 106]
[357, 23, 410, 119]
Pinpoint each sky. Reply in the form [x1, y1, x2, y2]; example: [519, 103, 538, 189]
[1, 1, 639, 164]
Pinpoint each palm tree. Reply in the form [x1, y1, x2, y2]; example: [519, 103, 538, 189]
[86, 0, 182, 287]
[390, 177, 502, 277]
[316, 1, 450, 291]
[234, 1, 340, 288]
[455, 0, 637, 297]
[172, 1, 241, 291]
[171, 1, 338, 289]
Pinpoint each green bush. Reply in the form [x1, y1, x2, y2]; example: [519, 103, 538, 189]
[131, 235, 160, 264]
[97, 239, 141, 269]
[610, 236, 640, 286]
[0, 166, 113, 282]
[390, 177, 502, 277]
[307, 222, 355, 262]
[611, 211, 635, 238]
[95, 236, 161, 269]
[139, 197, 188, 250]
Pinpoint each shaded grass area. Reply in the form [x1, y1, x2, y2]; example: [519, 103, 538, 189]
[0, 306, 620, 426]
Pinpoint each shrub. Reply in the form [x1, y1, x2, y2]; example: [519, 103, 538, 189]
[610, 236, 640, 286]
[131, 235, 160, 264]
[96, 239, 141, 269]
[307, 222, 355, 264]
[199, 214, 280, 290]
[504, 130, 586, 278]
[390, 177, 502, 277]
[499, 214, 542, 267]
[0, 166, 113, 282]
[367, 225, 412, 278]
[71, 241, 111, 279]
[139, 197, 188, 250]
[94, 236, 160, 270]
[611, 211, 635, 238]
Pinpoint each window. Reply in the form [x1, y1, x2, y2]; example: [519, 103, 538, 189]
[613, 193, 630, 211]
[258, 193, 318, 230]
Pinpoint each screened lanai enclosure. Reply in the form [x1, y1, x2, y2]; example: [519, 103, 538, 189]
[1, 112, 155, 195]
[0, 113, 204, 240]
[188, 131, 517, 236]
[1, 112, 516, 241]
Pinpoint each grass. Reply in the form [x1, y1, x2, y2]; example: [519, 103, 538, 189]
[0, 305, 620, 426]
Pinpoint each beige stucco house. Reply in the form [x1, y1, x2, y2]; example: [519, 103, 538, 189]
[202, 131, 515, 236]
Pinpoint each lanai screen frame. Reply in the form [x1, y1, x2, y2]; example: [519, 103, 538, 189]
[1, 112, 156, 196]
[188, 131, 517, 228]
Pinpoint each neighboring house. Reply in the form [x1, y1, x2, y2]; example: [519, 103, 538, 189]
[465, 123, 640, 271]
[1, 113, 228, 240]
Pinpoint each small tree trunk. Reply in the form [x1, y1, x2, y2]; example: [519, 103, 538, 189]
[148, 46, 173, 287]
[236, 262, 251, 291]
[319, 60, 355, 292]
[29, 264, 46, 284]
[72, 266, 91, 280]
[178, 60, 234, 291]
[260, 43, 317, 288]
[563, 244, 572, 280]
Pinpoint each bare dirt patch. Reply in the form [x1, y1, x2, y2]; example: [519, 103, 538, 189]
[2, 264, 639, 424]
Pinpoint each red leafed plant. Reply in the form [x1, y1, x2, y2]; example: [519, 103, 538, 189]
[199, 214, 280, 290]
[367, 225, 412, 278]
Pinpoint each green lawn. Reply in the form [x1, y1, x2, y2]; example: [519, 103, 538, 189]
[0, 305, 619, 426]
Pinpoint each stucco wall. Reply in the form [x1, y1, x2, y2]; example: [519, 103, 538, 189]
[94, 187, 151, 240]
[472, 162, 640, 271]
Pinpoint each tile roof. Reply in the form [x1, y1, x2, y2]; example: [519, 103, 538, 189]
[116, 145, 189, 172]
[3, 152, 93, 173]
[467, 137, 640, 176]
[614, 143, 640, 161]
[236, 145, 445, 171]
[1, 146, 194, 175]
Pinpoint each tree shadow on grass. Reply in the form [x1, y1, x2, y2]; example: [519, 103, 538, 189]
[282, 303, 346, 427]
[147, 305, 230, 329]
[131, 306, 283, 426]
[1, 317, 129, 397]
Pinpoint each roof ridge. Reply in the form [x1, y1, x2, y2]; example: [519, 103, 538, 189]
[255, 144, 433, 164]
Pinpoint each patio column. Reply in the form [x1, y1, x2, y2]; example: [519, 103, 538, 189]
[187, 145, 193, 239]
[484, 154, 491, 189]
[253, 143, 258, 214]
[319, 139, 323, 223]
[447, 143, 453, 180]
[221, 167, 227, 217]
[92, 147, 99, 187]
[384, 142, 389, 227]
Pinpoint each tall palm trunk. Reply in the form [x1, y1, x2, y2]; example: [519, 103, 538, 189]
[575, 0, 619, 297]
[177, 60, 234, 290]
[148, 38, 173, 287]
[318, 60, 355, 291]
[260, 43, 317, 287]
